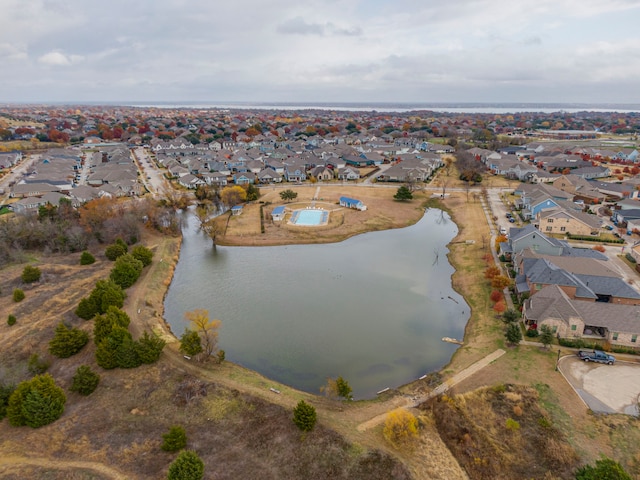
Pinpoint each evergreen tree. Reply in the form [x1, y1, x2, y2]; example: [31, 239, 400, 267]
[179, 329, 203, 357]
[70, 365, 100, 396]
[161, 425, 187, 452]
[135, 331, 166, 364]
[49, 322, 90, 358]
[75, 296, 98, 320]
[167, 450, 204, 480]
[21, 265, 42, 283]
[335, 376, 353, 400]
[131, 244, 154, 267]
[394, 185, 413, 201]
[7, 374, 66, 428]
[0, 383, 16, 420]
[110, 253, 144, 289]
[292, 400, 317, 432]
[575, 457, 632, 480]
[80, 251, 96, 265]
[505, 322, 523, 345]
[105, 239, 128, 261]
[540, 325, 555, 349]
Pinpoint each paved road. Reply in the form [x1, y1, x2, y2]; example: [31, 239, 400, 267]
[131, 147, 169, 196]
[558, 355, 640, 415]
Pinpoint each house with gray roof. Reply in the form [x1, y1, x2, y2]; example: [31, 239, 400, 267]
[523, 285, 640, 347]
[517, 256, 640, 305]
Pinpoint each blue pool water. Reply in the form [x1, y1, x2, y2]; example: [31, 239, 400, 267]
[291, 209, 329, 226]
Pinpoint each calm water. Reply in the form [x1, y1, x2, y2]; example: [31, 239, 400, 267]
[164, 208, 469, 399]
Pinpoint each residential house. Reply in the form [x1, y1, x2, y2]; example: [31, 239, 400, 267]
[310, 166, 333, 181]
[523, 285, 640, 346]
[337, 166, 360, 181]
[233, 172, 257, 185]
[257, 168, 282, 184]
[536, 207, 602, 236]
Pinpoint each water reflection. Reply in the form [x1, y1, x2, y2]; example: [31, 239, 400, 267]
[165, 208, 469, 399]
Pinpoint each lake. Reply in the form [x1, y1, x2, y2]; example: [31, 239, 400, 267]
[164, 208, 469, 399]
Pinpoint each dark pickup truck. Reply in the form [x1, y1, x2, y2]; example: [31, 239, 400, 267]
[577, 350, 615, 364]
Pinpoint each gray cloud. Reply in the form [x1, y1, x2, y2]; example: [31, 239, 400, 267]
[277, 16, 361, 36]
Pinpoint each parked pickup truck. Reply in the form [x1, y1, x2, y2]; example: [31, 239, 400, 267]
[577, 350, 615, 364]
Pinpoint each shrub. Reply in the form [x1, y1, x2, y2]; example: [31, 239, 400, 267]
[131, 245, 153, 267]
[7, 314, 16, 326]
[502, 309, 519, 323]
[105, 240, 128, 261]
[167, 450, 204, 480]
[76, 279, 126, 320]
[292, 400, 317, 432]
[13, 289, 25, 302]
[49, 322, 90, 358]
[70, 365, 100, 395]
[525, 328, 539, 338]
[6, 374, 66, 428]
[505, 322, 522, 345]
[625, 252, 636, 264]
[28, 353, 49, 375]
[383, 408, 419, 445]
[161, 425, 187, 452]
[505, 418, 520, 431]
[0, 383, 16, 420]
[575, 457, 632, 480]
[21, 265, 42, 283]
[135, 331, 166, 364]
[109, 254, 144, 289]
[80, 251, 96, 265]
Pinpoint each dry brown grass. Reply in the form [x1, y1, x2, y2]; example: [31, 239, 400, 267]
[217, 185, 427, 246]
[428, 385, 579, 480]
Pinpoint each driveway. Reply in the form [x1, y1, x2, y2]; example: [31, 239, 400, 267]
[558, 355, 640, 415]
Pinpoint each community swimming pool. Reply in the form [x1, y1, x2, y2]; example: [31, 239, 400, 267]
[290, 208, 329, 226]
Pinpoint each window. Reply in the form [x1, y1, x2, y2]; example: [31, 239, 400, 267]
[546, 226, 553, 232]
[613, 332, 619, 341]
[571, 324, 577, 331]
[632, 335, 637, 343]
[536, 283, 542, 290]
[560, 227, 566, 232]
[552, 326, 558, 334]
[548, 218, 554, 223]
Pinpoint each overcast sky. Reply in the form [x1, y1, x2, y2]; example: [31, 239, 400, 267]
[2, 0, 640, 104]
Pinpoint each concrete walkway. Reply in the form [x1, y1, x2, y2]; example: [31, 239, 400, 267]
[356, 349, 506, 431]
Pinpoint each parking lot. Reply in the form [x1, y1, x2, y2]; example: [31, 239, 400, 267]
[558, 355, 640, 415]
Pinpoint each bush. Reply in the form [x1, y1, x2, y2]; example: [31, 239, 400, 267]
[28, 353, 49, 375]
[383, 408, 419, 445]
[167, 450, 204, 480]
[6, 374, 66, 428]
[625, 252, 636, 264]
[109, 254, 144, 289]
[21, 265, 42, 283]
[135, 331, 166, 364]
[0, 383, 16, 420]
[7, 314, 16, 326]
[76, 279, 126, 320]
[575, 457, 632, 480]
[525, 328, 539, 338]
[80, 251, 96, 265]
[505, 322, 522, 345]
[162, 425, 187, 452]
[131, 245, 153, 267]
[105, 239, 128, 261]
[505, 418, 520, 431]
[292, 400, 317, 432]
[70, 365, 100, 395]
[13, 289, 25, 302]
[49, 322, 90, 358]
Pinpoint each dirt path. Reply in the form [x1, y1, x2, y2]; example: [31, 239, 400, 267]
[356, 349, 506, 432]
[0, 455, 127, 479]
